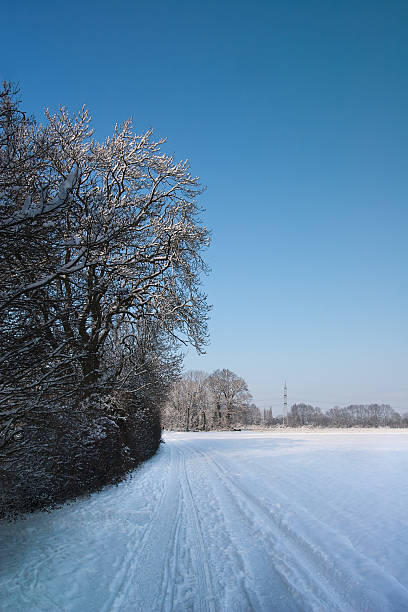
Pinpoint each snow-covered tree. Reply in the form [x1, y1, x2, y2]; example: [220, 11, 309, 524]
[162, 370, 212, 431]
[207, 369, 251, 428]
[326, 404, 401, 428]
[288, 404, 326, 427]
[0, 83, 210, 464]
[163, 368, 252, 430]
[0, 83, 83, 444]
[245, 403, 262, 425]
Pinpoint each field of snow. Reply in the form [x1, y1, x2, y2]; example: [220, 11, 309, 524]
[1, 430, 408, 611]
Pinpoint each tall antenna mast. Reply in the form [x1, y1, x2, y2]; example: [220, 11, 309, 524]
[283, 381, 287, 426]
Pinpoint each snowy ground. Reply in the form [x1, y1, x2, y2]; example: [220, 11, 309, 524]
[1, 430, 408, 612]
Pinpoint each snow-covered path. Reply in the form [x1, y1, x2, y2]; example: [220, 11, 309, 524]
[1, 431, 408, 612]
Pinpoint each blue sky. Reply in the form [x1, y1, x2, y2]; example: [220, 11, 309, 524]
[2, 0, 407, 412]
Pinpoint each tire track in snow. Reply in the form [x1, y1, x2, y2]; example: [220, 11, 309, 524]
[173, 438, 298, 612]
[173, 443, 217, 612]
[221, 447, 408, 609]
[241, 452, 408, 590]
[158, 492, 184, 612]
[103, 440, 217, 612]
[101, 443, 178, 612]
[192, 444, 408, 612]
[190, 444, 354, 612]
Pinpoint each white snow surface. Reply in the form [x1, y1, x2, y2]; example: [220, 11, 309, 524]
[1, 430, 408, 612]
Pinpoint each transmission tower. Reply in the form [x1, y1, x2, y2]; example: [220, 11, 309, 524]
[283, 381, 287, 426]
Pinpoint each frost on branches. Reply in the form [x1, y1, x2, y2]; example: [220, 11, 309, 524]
[162, 369, 257, 431]
[0, 83, 210, 516]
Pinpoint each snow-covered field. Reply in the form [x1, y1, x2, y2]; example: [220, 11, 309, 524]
[1, 430, 408, 611]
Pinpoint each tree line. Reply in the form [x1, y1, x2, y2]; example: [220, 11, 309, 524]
[0, 83, 209, 517]
[281, 403, 407, 428]
[163, 371, 407, 430]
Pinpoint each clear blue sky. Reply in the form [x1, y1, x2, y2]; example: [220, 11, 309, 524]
[2, 0, 407, 412]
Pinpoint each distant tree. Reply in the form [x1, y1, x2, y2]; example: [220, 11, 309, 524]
[207, 369, 252, 428]
[244, 403, 262, 426]
[326, 404, 401, 428]
[163, 368, 252, 430]
[162, 370, 211, 431]
[288, 404, 325, 427]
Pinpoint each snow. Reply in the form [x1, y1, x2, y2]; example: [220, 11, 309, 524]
[1, 430, 408, 611]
